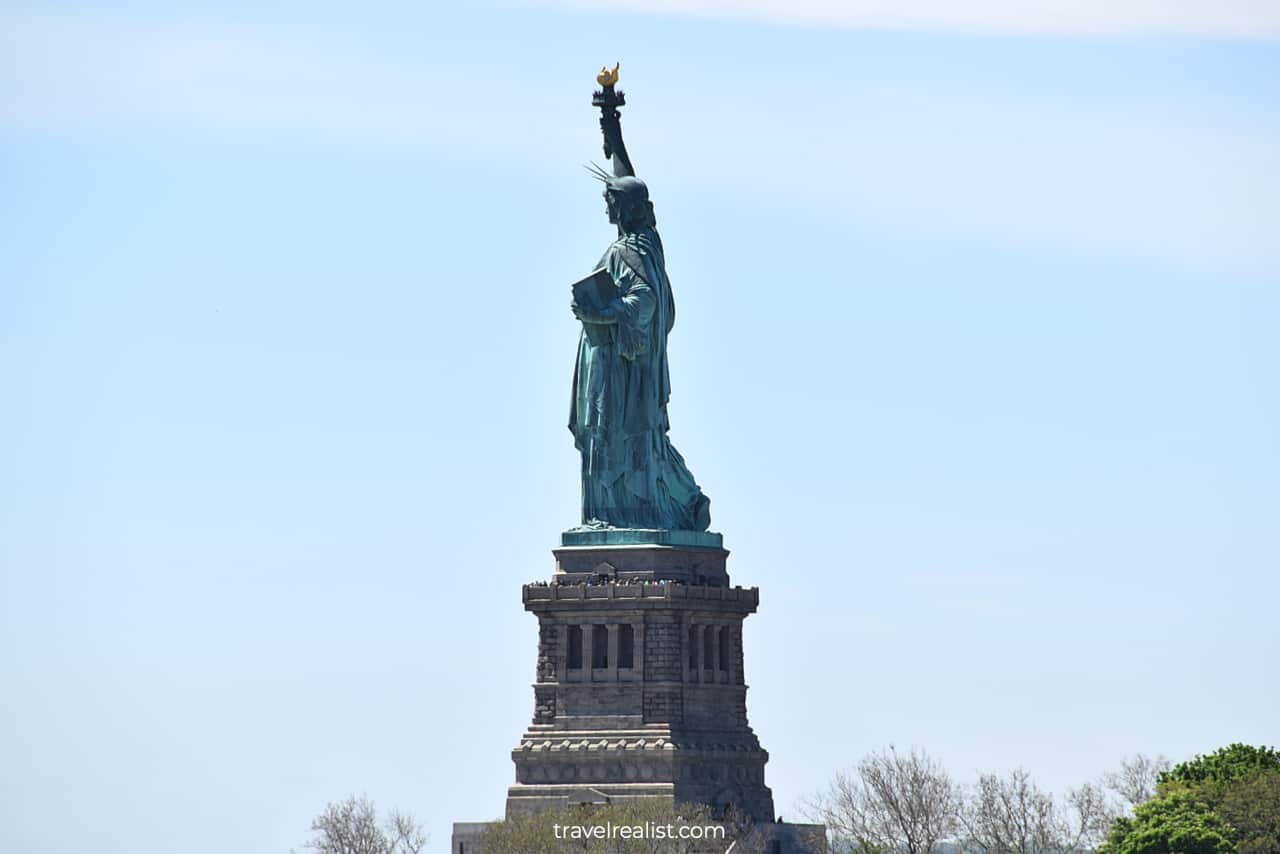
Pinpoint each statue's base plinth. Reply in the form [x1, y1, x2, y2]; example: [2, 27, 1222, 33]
[561, 528, 723, 548]
[555, 529, 728, 586]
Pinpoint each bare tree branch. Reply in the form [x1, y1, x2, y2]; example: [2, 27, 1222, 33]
[806, 746, 960, 854]
[1101, 754, 1169, 809]
[958, 769, 1120, 854]
[299, 795, 428, 854]
[385, 808, 428, 854]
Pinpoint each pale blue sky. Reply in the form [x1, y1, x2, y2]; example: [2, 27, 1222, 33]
[1, 2, 1277, 852]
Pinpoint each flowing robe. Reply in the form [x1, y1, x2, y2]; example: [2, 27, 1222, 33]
[569, 225, 711, 531]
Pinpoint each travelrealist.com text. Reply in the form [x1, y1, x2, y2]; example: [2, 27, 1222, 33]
[552, 821, 727, 841]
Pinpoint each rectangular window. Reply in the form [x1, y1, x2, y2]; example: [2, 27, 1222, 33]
[688, 625, 698, 669]
[703, 625, 714, 670]
[619, 624, 634, 669]
[592, 623, 609, 668]
[719, 626, 730, 673]
[568, 625, 583, 670]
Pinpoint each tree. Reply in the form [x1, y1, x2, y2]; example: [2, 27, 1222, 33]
[1098, 744, 1280, 854]
[1156, 745, 1280, 854]
[959, 768, 1114, 854]
[1159, 744, 1280, 793]
[1104, 755, 1172, 809]
[806, 746, 961, 854]
[1216, 770, 1280, 854]
[1098, 795, 1235, 854]
[295, 795, 428, 854]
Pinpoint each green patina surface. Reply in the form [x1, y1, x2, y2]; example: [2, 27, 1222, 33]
[560, 528, 723, 549]
[566, 74, 713, 534]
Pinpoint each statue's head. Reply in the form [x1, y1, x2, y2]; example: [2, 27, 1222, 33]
[603, 175, 656, 233]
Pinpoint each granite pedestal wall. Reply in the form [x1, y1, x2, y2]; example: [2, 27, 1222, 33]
[506, 530, 775, 823]
[450, 531, 827, 854]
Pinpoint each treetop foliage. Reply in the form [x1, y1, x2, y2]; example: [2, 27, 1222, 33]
[1103, 744, 1280, 854]
[1099, 795, 1236, 854]
[1160, 744, 1280, 789]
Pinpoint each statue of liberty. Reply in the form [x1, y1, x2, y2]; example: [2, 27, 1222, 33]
[568, 65, 712, 532]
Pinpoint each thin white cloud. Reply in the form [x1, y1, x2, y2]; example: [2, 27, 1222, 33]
[3, 13, 1276, 272]
[0, 14, 511, 144]
[553, 0, 1280, 39]
[636, 84, 1280, 273]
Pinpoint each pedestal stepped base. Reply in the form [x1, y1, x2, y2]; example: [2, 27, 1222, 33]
[506, 530, 775, 823]
[554, 528, 729, 586]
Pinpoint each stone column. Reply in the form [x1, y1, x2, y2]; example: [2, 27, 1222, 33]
[557, 623, 568, 681]
[684, 623, 693, 683]
[632, 619, 644, 677]
[734, 624, 744, 685]
[607, 623, 619, 682]
[694, 622, 704, 682]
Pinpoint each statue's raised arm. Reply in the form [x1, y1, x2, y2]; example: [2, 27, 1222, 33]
[593, 64, 635, 178]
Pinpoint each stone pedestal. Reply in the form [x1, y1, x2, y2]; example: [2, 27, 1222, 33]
[450, 531, 827, 854]
[505, 532, 775, 823]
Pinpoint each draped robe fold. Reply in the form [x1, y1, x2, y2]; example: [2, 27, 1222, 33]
[569, 225, 711, 531]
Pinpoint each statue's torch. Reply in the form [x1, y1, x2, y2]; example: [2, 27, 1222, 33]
[591, 63, 626, 165]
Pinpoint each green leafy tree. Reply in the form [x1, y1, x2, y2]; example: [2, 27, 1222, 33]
[1099, 795, 1235, 854]
[1217, 771, 1280, 854]
[1159, 745, 1280, 792]
[1156, 744, 1280, 854]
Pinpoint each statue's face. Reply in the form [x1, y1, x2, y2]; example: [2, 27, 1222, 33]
[604, 190, 620, 225]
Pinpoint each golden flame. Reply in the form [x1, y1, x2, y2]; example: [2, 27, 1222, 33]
[596, 63, 620, 87]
